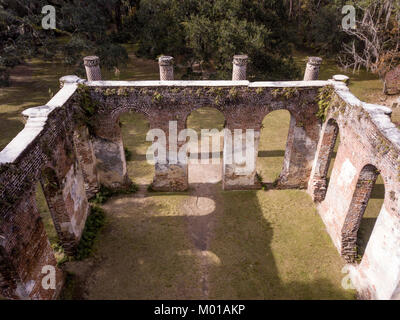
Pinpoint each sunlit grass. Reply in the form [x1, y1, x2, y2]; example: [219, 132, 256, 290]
[85, 193, 204, 299]
[257, 110, 290, 183]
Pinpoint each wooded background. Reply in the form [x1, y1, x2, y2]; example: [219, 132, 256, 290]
[0, 0, 399, 85]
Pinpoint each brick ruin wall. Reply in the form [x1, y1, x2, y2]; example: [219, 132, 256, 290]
[0, 72, 400, 299]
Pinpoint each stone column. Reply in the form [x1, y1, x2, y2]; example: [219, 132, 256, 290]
[91, 116, 131, 190]
[150, 119, 188, 192]
[222, 127, 261, 190]
[158, 56, 174, 80]
[303, 57, 322, 81]
[83, 56, 102, 81]
[273, 56, 323, 189]
[278, 116, 321, 188]
[232, 55, 248, 81]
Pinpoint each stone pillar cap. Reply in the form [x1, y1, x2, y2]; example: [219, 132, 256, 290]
[333, 74, 350, 83]
[233, 55, 249, 65]
[158, 56, 174, 66]
[307, 57, 323, 65]
[83, 56, 100, 66]
[22, 105, 52, 118]
[59, 75, 82, 83]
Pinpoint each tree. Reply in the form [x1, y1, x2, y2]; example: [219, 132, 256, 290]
[133, 0, 301, 80]
[339, 0, 400, 76]
[0, 0, 130, 86]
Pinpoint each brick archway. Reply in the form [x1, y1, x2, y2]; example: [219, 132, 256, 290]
[308, 118, 339, 202]
[341, 164, 381, 263]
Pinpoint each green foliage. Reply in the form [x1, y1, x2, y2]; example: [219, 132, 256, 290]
[133, 0, 301, 80]
[76, 84, 100, 133]
[90, 183, 138, 205]
[124, 147, 132, 161]
[51, 242, 69, 266]
[272, 87, 299, 100]
[255, 172, 267, 190]
[59, 272, 77, 300]
[0, 0, 128, 85]
[152, 92, 163, 103]
[316, 85, 334, 122]
[75, 205, 106, 260]
[42, 167, 59, 195]
[284, 0, 349, 55]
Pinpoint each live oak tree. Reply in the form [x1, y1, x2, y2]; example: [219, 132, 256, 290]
[133, 0, 301, 80]
[0, 0, 129, 86]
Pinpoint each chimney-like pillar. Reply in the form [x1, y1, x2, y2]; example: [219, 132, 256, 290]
[303, 57, 323, 81]
[158, 56, 174, 80]
[232, 55, 248, 81]
[83, 56, 102, 81]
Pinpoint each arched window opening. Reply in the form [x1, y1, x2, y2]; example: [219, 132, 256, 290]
[186, 107, 225, 184]
[120, 112, 153, 186]
[325, 121, 340, 192]
[310, 118, 340, 202]
[36, 180, 64, 263]
[341, 165, 383, 263]
[257, 110, 290, 186]
[356, 174, 384, 258]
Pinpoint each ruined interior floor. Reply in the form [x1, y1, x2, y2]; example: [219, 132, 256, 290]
[58, 160, 355, 299]
[52, 111, 359, 300]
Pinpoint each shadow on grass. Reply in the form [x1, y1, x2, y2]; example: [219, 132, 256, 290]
[258, 150, 285, 157]
[64, 180, 354, 300]
[208, 188, 352, 300]
[357, 217, 378, 258]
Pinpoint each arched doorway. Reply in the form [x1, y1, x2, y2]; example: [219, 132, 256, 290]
[185, 107, 225, 184]
[120, 112, 153, 186]
[257, 110, 291, 187]
[309, 118, 340, 201]
[341, 164, 384, 263]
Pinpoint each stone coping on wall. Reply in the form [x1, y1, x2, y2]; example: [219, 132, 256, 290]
[0, 82, 78, 164]
[86, 79, 331, 88]
[333, 81, 400, 151]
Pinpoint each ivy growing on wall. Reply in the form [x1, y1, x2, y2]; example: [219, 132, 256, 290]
[316, 85, 334, 122]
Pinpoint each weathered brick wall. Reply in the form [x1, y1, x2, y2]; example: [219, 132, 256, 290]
[0, 83, 90, 299]
[309, 81, 400, 299]
[86, 80, 325, 191]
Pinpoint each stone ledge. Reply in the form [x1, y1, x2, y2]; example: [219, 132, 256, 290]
[86, 80, 331, 88]
[87, 80, 250, 87]
[334, 87, 400, 151]
[0, 83, 79, 164]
